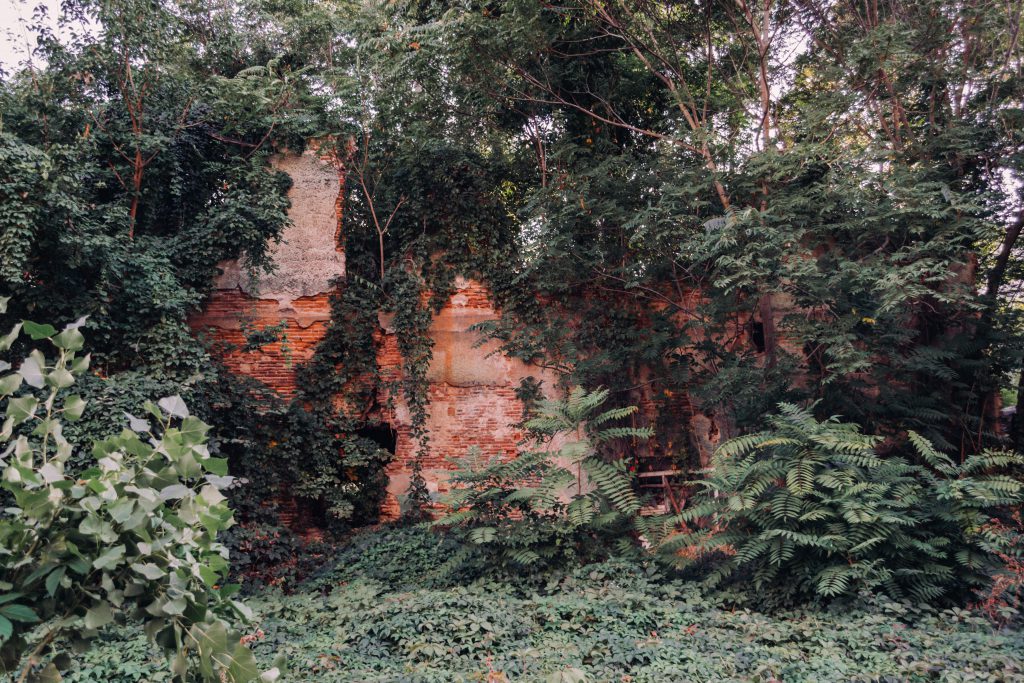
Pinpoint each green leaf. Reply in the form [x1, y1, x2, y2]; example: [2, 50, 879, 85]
[204, 457, 230, 476]
[53, 328, 84, 351]
[46, 367, 74, 389]
[0, 594, 22, 606]
[0, 615, 11, 642]
[45, 567, 66, 597]
[0, 373, 22, 396]
[19, 355, 44, 388]
[132, 563, 166, 580]
[163, 597, 187, 616]
[64, 395, 86, 421]
[198, 565, 220, 587]
[84, 601, 114, 629]
[180, 416, 211, 442]
[32, 663, 63, 683]
[158, 395, 189, 419]
[0, 604, 40, 623]
[468, 527, 497, 544]
[218, 642, 261, 682]
[22, 320, 57, 340]
[0, 323, 22, 351]
[92, 545, 126, 570]
[70, 354, 90, 374]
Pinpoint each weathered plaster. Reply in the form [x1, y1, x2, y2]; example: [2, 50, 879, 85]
[214, 151, 344, 315]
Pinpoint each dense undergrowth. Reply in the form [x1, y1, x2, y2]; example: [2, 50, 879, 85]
[59, 527, 1024, 683]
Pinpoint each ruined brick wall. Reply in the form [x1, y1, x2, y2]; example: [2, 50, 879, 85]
[189, 289, 334, 400]
[189, 147, 750, 524]
[375, 277, 550, 519]
[189, 149, 547, 522]
[188, 150, 345, 399]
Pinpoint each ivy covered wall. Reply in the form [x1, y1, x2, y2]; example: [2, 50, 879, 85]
[190, 147, 565, 522]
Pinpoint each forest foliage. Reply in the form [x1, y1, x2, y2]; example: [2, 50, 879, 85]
[0, 0, 1023, 678]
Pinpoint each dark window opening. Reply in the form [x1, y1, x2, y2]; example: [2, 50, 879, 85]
[356, 423, 398, 454]
[749, 320, 766, 353]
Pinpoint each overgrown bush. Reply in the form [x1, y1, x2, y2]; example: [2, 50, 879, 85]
[0, 301, 273, 682]
[222, 523, 335, 594]
[197, 371, 390, 591]
[663, 403, 1024, 601]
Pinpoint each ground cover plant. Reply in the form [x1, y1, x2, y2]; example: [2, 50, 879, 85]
[52, 526, 1024, 683]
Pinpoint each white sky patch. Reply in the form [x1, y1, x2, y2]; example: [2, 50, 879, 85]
[1, 0, 54, 69]
[0, 0, 96, 72]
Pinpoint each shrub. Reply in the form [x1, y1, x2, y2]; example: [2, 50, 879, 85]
[0, 299, 274, 682]
[662, 403, 1024, 601]
[222, 522, 334, 594]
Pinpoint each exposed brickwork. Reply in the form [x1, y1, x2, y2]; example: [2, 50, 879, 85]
[188, 289, 333, 400]
[189, 149, 345, 400]
[188, 148, 718, 524]
[190, 171, 538, 519]
[374, 278, 539, 520]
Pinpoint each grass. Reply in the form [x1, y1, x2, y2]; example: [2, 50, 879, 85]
[61, 527, 1024, 682]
